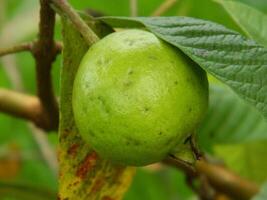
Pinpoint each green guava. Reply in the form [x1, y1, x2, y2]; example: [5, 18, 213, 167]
[72, 29, 208, 166]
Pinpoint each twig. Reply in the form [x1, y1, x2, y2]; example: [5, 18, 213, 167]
[51, 0, 99, 45]
[0, 41, 62, 58]
[130, 0, 138, 17]
[0, 43, 33, 57]
[196, 160, 259, 200]
[163, 156, 197, 177]
[32, 0, 59, 131]
[0, 88, 43, 126]
[151, 0, 178, 16]
[165, 156, 259, 200]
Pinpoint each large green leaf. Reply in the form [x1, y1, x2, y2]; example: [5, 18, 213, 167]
[125, 168, 194, 200]
[252, 182, 267, 200]
[0, 181, 56, 200]
[238, 0, 267, 13]
[101, 16, 267, 119]
[198, 84, 267, 146]
[217, 0, 267, 47]
[214, 140, 267, 183]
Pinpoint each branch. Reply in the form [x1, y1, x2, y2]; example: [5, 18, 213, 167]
[0, 88, 44, 126]
[163, 156, 197, 177]
[196, 160, 259, 200]
[151, 0, 178, 16]
[0, 43, 33, 57]
[0, 41, 62, 57]
[51, 0, 99, 45]
[165, 157, 259, 200]
[32, 0, 59, 131]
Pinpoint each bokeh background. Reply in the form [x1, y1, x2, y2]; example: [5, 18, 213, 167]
[1, 0, 267, 199]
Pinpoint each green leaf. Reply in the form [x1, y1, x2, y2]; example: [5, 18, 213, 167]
[217, 0, 267, 47]
[198, 84, 267, 146]
[214, 140, 267, 183]
[252, 182, 267, 200]
[125, 168, 194, 200]
[59, 17, 134, 200]
[100, 16, 267, 119]
[0, 181, 56, 200]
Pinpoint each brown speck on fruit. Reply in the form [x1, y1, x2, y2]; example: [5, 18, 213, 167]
[148, 55, 157, 60]
[128, 69, 134, 75]
[144, 107, 150, 112]
[125, 136, 140, 146]
[124, 38, 136, 46]
[124, 80, 132, 87]
[98, 96, 110, 113]
[133, 139, 140, 146]
[97, 57, 110, 66]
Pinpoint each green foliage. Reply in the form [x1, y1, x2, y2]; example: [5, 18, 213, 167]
[252, 182, 267, 200]
[0, 115, 57, 198]
[0, 181, 56, 200]
[198, 84, 267, 146]
[218, 0, 267, 47]
[214, 140, 267, 183]
[125, 168, 194, 200]
[238, 0, 267, 13]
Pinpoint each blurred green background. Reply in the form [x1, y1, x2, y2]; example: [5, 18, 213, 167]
[1, 0, 267, 199]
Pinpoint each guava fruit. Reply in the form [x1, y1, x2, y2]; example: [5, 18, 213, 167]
[72, 29, 208, 166]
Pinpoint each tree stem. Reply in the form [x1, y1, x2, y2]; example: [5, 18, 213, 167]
[51, 0, 99, 45]
[32, 0, 59, 131]
[0, 88, 43, 126]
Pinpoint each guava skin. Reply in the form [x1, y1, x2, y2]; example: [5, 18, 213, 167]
[72, 29, 208, 166]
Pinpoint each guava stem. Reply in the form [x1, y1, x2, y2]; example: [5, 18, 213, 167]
[51, 0, 99, 45]
[164, 155, 259, 200]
